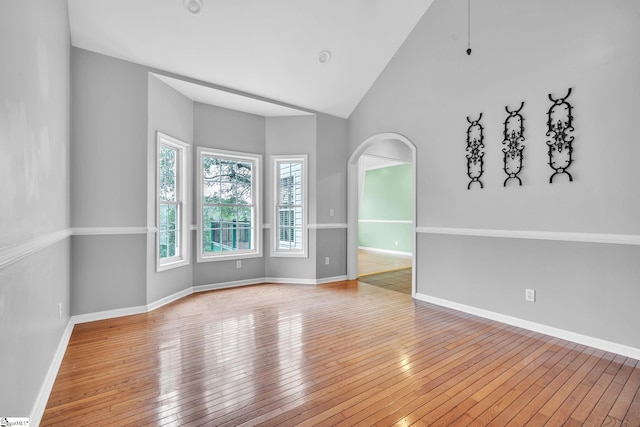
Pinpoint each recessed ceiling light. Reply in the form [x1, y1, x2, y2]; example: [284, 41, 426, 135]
[184, 0, 203, 16]
[318, 50, 332, 64]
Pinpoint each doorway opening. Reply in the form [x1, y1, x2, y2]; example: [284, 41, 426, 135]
[347, 133, 417, 297]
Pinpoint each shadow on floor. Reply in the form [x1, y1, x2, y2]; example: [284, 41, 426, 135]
[358, 268, 411, 295]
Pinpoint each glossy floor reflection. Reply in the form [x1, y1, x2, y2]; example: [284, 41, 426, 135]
[43, 282, 640, 426]
[358, 248, 412, 276]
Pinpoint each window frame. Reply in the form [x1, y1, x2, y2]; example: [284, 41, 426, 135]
[156, 132, 191, 272]
[271, 154, 308, 258]
[197, 147, 262, 263]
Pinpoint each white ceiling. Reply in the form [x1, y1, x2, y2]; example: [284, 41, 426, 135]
[67, 0, 434, 118]
[152, 74, 313, 117]
[360, 154, 408, 171]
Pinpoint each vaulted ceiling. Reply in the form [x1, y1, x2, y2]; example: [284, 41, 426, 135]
[67, 0, 434, 118]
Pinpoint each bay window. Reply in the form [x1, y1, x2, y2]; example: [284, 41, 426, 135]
[157, 132, 190, 271]
[197, 148, 261, 261]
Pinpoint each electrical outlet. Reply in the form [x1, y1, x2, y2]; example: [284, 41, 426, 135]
[329, 209, 334, 217]
[325, 257, 330, 265]
[58, 302, 62, 319]
[525, 289, 535, 302]
[236, 260, 242, 269]
[395, 240, 399, 246]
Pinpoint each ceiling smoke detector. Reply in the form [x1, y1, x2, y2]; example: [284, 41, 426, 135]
[184, 0, 203, 16]
[317, 50, 332, 64]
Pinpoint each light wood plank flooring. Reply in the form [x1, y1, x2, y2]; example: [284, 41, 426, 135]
[43, 281, 640, 426]
[358, 268, 412, 295]
[358, 248, 412, 277]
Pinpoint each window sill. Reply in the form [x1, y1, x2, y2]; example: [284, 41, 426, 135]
[197, 251, 262, 263]
[270, 251, 308, 258]
[157, 257, 190, 272]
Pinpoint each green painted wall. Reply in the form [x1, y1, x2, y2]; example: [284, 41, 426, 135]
[358, 164, 412, 253]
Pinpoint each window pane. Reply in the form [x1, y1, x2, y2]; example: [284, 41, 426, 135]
[167, 230, 177, 257]
[277, 207, 303, 250]
[203, 223, 222, 253]
[200, 153, 257, 256]
[203, 156, 220, 203]
[236, 162, 252, 204]
[236, 226, 251, 250]
[203, 206, 220, 252]
[159, 145, 177, 202]
[159, 231, 168, 258]
[276, 159, 304, 252]
[238, 206, 251, 223]
[159, 203, 179, 259]
[168, 204, 177, 231]
[157, 134, 190, 269]
[159, 203, 168, 232]
[279, 162, 302, 206]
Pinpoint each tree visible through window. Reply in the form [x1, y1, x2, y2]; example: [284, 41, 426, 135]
[159, 145, 179, 258]
[157, 132, 190, 271]
[198, 148, 261, 261]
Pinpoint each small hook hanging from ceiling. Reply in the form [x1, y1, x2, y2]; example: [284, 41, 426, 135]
[466, 0, 472, 55]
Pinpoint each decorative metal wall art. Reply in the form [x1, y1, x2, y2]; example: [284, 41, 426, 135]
[546, 88, 575, 183]
[502, 102, 525, 187]
[465, 113, 485, 189]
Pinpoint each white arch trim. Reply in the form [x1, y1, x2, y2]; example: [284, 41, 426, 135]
[347, 132, 417, 297]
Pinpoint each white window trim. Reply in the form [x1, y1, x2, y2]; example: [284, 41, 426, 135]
[197, 147, 262, 263]
[156, 132, 191, 272]
[271, 154, 308, 258]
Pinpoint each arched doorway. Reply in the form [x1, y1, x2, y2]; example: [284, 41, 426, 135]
[347, 133, 417, 297]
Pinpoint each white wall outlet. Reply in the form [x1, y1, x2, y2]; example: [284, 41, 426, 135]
[329, 208, 334, 217]
[325, 257, 330, 265]
[525, 289, 536, 302]
[58, 302, 62, 319]
[395, 240, 399, 246]
[236, 260, 242, 269]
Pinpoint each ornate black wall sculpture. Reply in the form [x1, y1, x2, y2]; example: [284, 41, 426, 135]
[466, 113, 485, 189]
[502, 102, 525, 187]
[546, 88, 575, 183]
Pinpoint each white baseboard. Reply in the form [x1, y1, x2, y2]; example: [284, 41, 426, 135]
[358, 246, 412, 257]
[194, 278, 265, 292]
[415, 292, 640, 361]
[315, 275, 349, 284]
[71, 305, 148, 324]
[263, 276, 317, 285]
[147, 287, 194, 311]
[196, 275, 349, 290]
[30, 319, 74, 426]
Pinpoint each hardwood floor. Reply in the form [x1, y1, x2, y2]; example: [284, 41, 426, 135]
[358, 268, 412, 295]
[358, 248, 412, 277]
[43, 281, 640, 426]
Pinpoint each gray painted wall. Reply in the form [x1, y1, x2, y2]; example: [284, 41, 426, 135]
[70, 48, 149, 315]
[348, 0, 640, 348]
[71, 48, 148, 228]
[419, 234, 640, 348]
[192, 103, 267, 286]
[316, 114, 348, 224]
[316, 114, 348, 279]
[316, 229, 347, 279]
[0, 0, 71, 416]
[71, 235, 147, 314]
[265, 116, 317, 279]
[146, 75, 194, 303]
